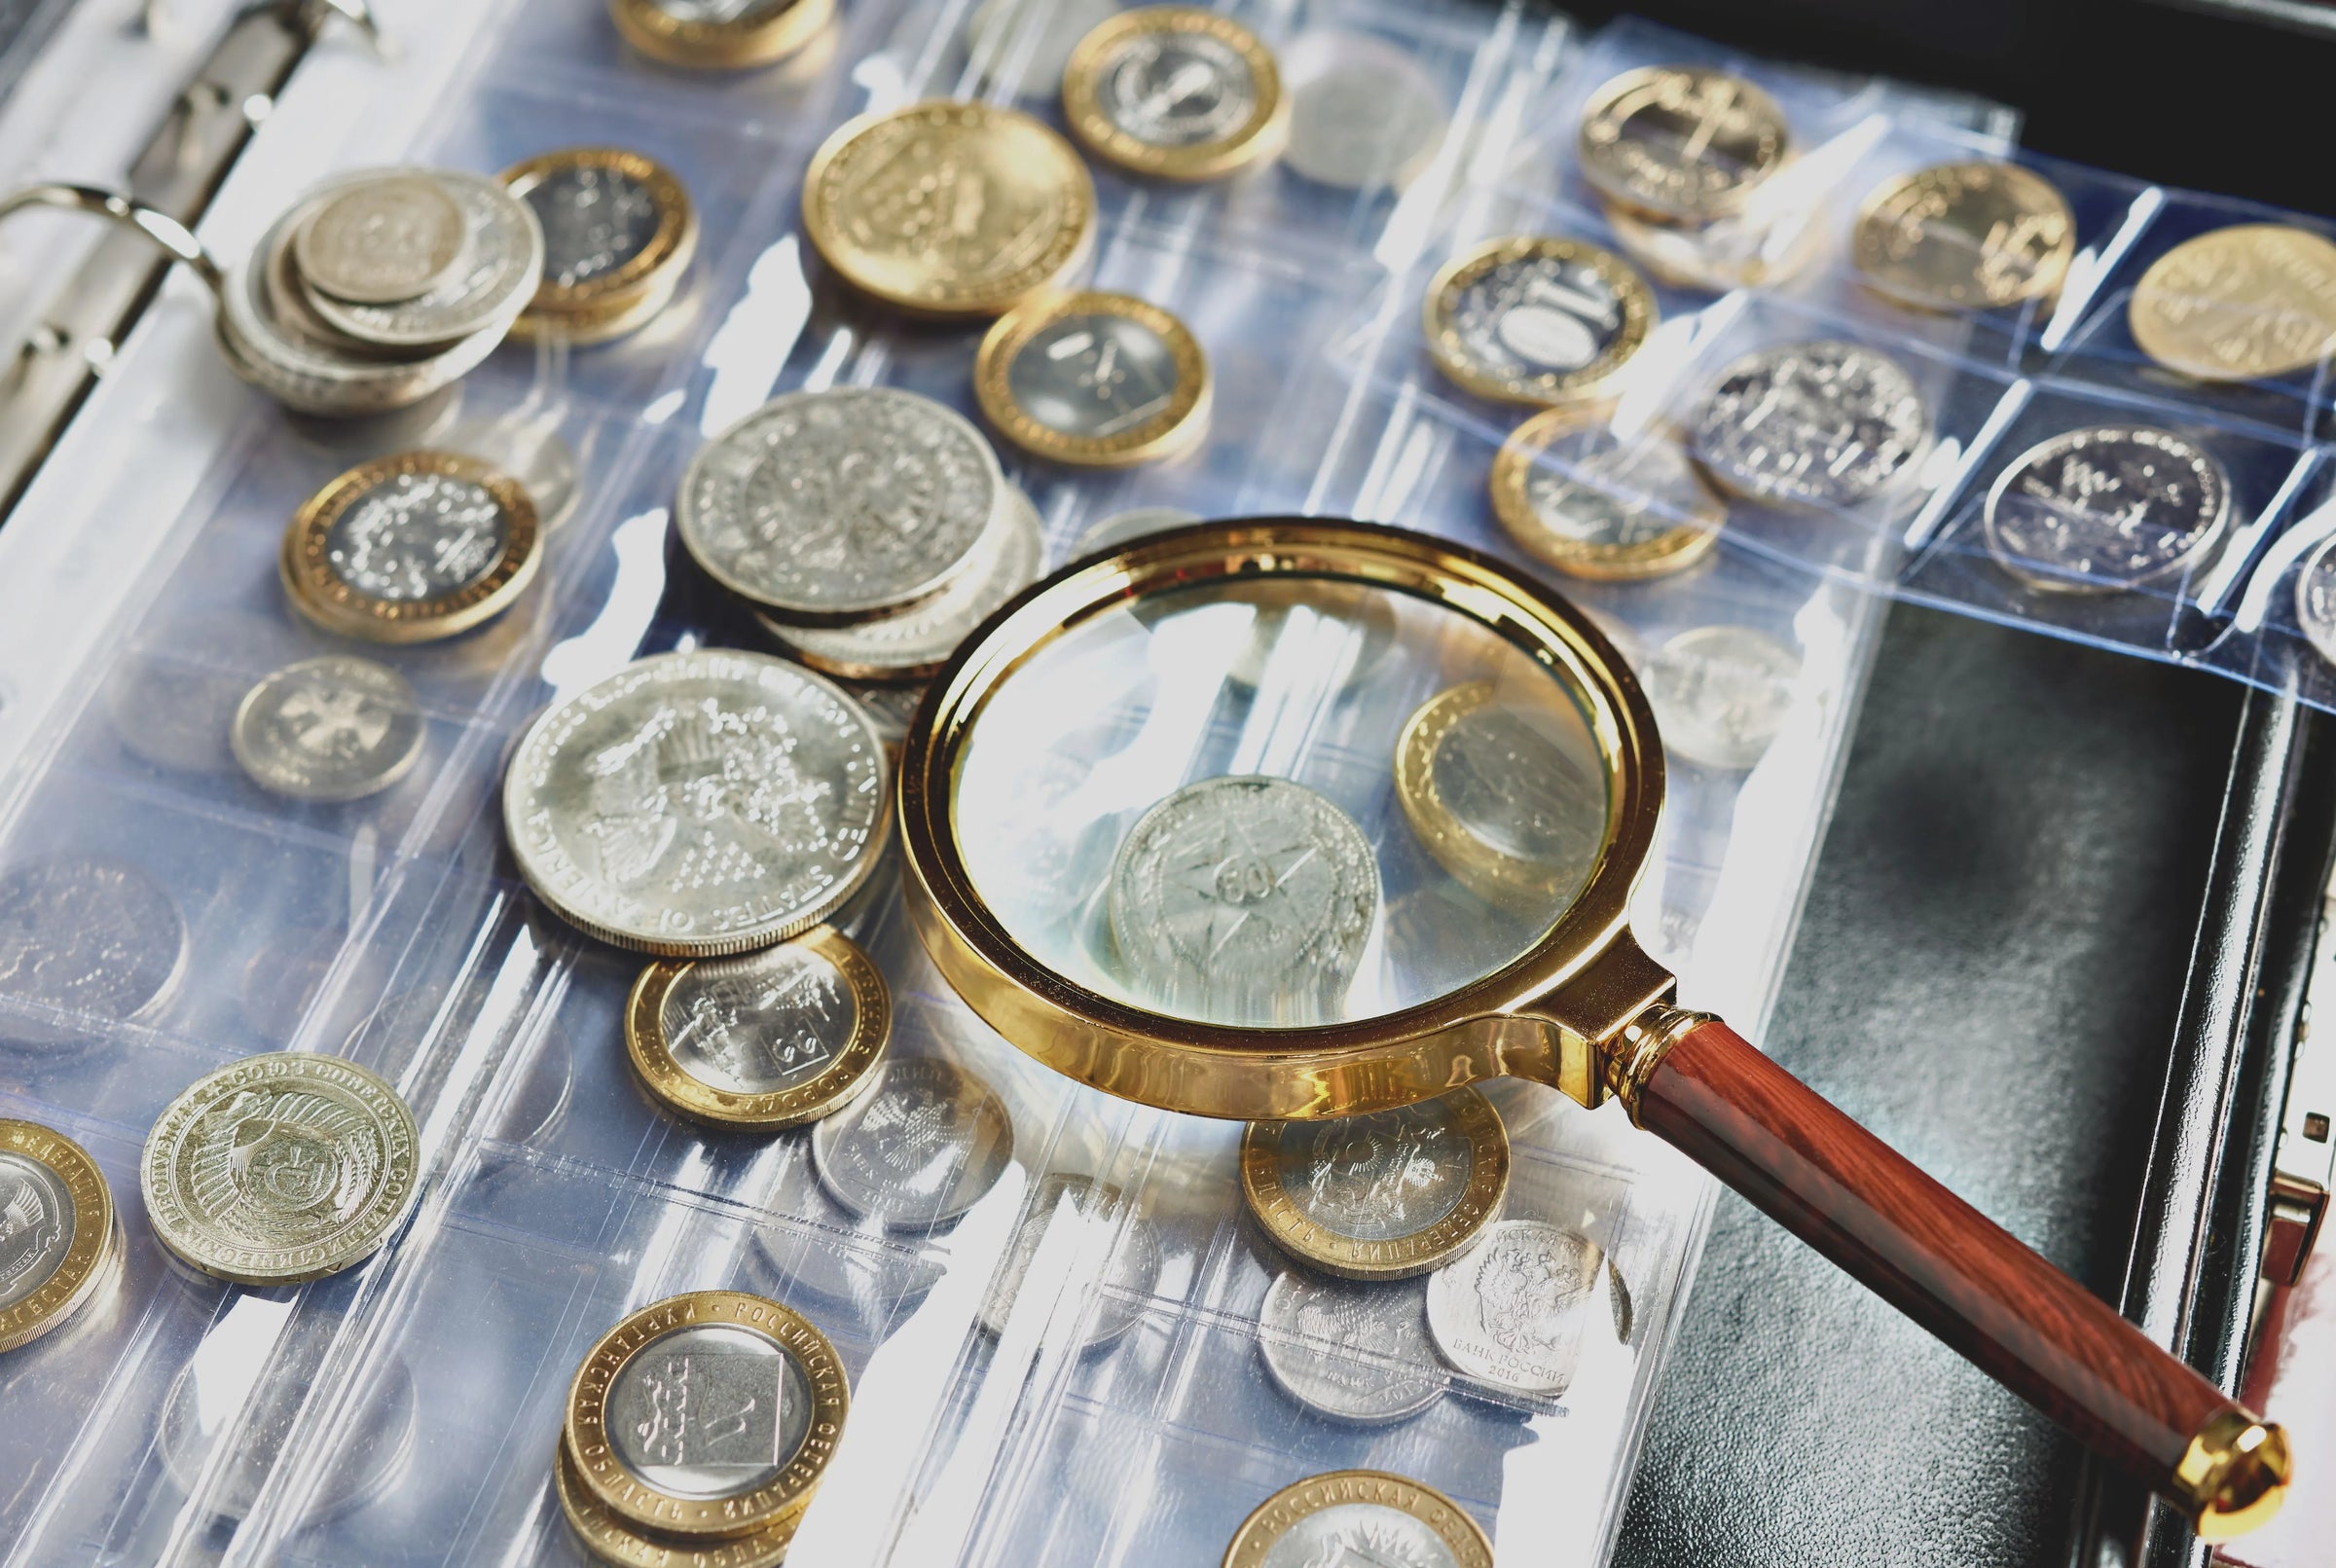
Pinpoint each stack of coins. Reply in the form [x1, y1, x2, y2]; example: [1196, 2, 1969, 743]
[0, 1119, 125, 1353]
[218, 167, 545, 417]
[610, 0, 834, 71]
[500, 147, 699, 345]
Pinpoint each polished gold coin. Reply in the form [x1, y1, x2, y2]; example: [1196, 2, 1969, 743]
[974, 289, 1208, 465]
[500, 147, 698, 344]
[1578, 64, 1789, 223]
[0, 1119, 117, 1354]
[2129, 223, 2336, 383]
[280, 452, 541, 644]
[625, 926, 892, 1129]
[1489, 401, 1721, 581]
[566, 1290, 848, 1539]
[1223, 1470, 1494, 1568]
[1423, 236, 1656, 405]
[609, 0, 834, 70]
[1062, 7, 1289, 181]
[1604, 193, 1827, 293]
[555, 1440, 800, 1568]
[1240, 1088, 1509, 1280]
[803, 101, 1095, 318]
[1852, 160, 2075, 311]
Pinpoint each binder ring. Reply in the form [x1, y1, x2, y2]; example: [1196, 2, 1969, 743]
[0, 184, 223, 299]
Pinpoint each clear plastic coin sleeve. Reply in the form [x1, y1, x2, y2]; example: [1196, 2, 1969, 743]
[0, 3, 2329, 1566]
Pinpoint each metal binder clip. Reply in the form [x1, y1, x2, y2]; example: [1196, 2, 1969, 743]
[281, 0, 389, 57]
[0, 184, 222, 302]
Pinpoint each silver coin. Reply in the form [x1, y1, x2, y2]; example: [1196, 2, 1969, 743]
[2295, 532, 2336, 668]
[1435, 704, 1606, 875]
[293, 173, 470, 306]
[305, 171, 544, 351]
[1424, 1219, 1602, 1400]
[810, 1057, 1014, 1229]
[976, 1174, 1161, 1349]
[1269, 1103, 1477, 1246]
[232, 656, 425, 803]
[105, 652, 248, 775]
[325, 467, 511, 603]
[520, 163, 663, 290]
[0, 858, 188, 1045]
[1516, 428, 1714, 553]
[662, 940, 861, 1096]
[504, 650, 889, 956]
[1074, 505, 1202, 555]
[1283, 36, 1445, 191]
[605, 1321, 813, 1500]
[1007, 311, 1186, 442]
[677, 388, 1002, 622]
[1097, 28, 1259, 149]
[160, 1351, 418, 1522]
[1690, 340, 1932, 512]
[1641, 625, 1801, 772]
[1982, 425, 2230, 596]
[1109, 776, 1378, 1028]
[1254, 1497, 1469, 1568]
[1258, 1271, 1444, 1424]
[966, 0, 1120, 96]
[441, 418, 580, 530]
[1447, 253, 1630, 390]
[0, 1150, 77, 1313]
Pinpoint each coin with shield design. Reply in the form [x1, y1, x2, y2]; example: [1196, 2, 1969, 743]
[1423, 1218, 1603, 1400]
[233, 656, 425, 802]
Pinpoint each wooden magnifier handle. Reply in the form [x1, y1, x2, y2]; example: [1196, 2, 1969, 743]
[1625, 1010, 2291, 1541]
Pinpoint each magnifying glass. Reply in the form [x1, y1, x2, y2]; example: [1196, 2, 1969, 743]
[898, 518, 2290, 1539]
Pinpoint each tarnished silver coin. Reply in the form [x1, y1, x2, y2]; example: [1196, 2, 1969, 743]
[141, 1051, 420, 1286]
[1109, 776, 1378, 1028]
[304, 171, 545, 351]
[810, 1056, 1015, 1230]
[977, 1174, 1161, 1349]
[504, 650, 890, 957]
[1258, 1272, 1444, 1425]
[1690, 340, 1932, 512]
[1641, 625, 1802, 772]
[2295, 533, 2336, 668]
[293, 173, 470, 306]
[1982, 425, 2230, 596]
[1097, 26, 1259, 150]
[160, 1349, 419, 1521]
[966, 0, 1119, 96]
[232, 656, 425, 803]
[1423, 1219, 1602, 1400]
[1283, 34, 1446, 191]
[0, 857, 188, 1046]
[677, 388, 1002, 623]
[1075, 505, 1202, 555]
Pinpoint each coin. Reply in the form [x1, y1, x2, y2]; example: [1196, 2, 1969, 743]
[1490, 402, 1723, 580]
[303, 172, 544, 351]
[2129, 223, 2336, 383]
[0, 857, 188, 1047]
[677, 387, 1002, 623]
[1062, 8, 1288, 182]
[1109, 775, 1379, 1028]
[1578, 65, 1789, 223]
[802, 101, 1094, 318]
[280, 451, 542, 643]
[625, 926, 891, 1128]
[966, 0, 1119, 97]
[1075, 505, 1202, 554]
[1690, 339, 1932, 513]
[1395, 682, 1607, 917]
[974, 290, 1210, 466]
[976, 1174, 1162, 1349]
[610, 0, 834, 69]
[566, 1290, 847, 1539]
[160, 1350, 418, 1520]
[105, 648, 250, 775]
[1852, 160, 2075, 312]
[810, 1056, 1015, 1229]
[1604, 196, 1829, 293]
[1281, 33, 1445, 191]
[1423, 1219, 1602, 1400]
[0, 1120, 116, 1353]
[231, 656, 425, 802]
[501, 147, 697, 342]
[1241, 1088, 1509, 1280]
[1221, 1470, 1493, 1568]
[293, 173, 470, 306]
[141, 1051, 420, 1285]
[1641, 624, 1801, 772]
[1981, 425, 2229, 596]
[557, 1439, 801, 1567]
[504, 650, 890, 957]
[1423, 237, 1657, 406]
[1257, 1272, 1444, 1425]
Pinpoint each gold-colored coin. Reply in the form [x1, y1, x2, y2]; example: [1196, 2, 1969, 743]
[1222, 1470, 1494, 1568]
[1239, 1087, 1509, 1280]
[1852, 160, 2075, 312]
[555, 1440, 800, 1568]
[1062, 7, 1289, 182]
[803, 101, 1096, 319]
[608, 0, 834, 70]
[280, 452, 541, 644]
[974, 289, 1209, 465]
[1577, 64, 1789, 223]
[0, 1119, 117, 1354]
[1423, 236, 1656, 406]
[625, 926, 893, 1129]
[2129, 223, 2336, 383]
[1603, 194, 1827, 293]
[500, 147, 698, 344]
[1490, 401, 1722, 581]
[566, 1290, 848, 1540]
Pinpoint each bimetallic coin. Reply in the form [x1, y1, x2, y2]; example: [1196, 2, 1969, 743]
[557, 1440, 800, 1568]
[503, 650, 890, 957]
[501, 147, 697, 341]
[161, 1351, 418, 1521]
[1490, 402, 1723, 581]
[1423, 1219, 1602, 1400]
[232, 656, 425, 802]
[304, 172, 544, 351]
[280, 451, 541, 643]
[625, 926, 892, 1128]
[975, 290, 1210, 466]
[810, 1056, 1015, 1229]
[0, 857, 187, 1046]
[1578, 65, 1790, 223]
[293, 174, 469, 306]
[1641, 624, 1801, 772]
[678, 387, 1003, 623]
[1109, 776, 1379, 1029]
[803, 101, 1095, 318]
[1063, 8, 1288, 181]
[565, 1290, 847, 1539]
[0, 1121, 115, 1353]
[609, 0, 834, 70]
[1982, 425, 2229, 596]
[1241, 1088, 1509, 1280]
[1423, 237, 1657, 406]
[1853, 160, 2075, 312]
[1222, 1470, 1494, 1568]
[1395, 682, 1607, 917]
[2129, 223, 2336, 383]
[967, 0, 1121, 98]
[1257, 1272, 1444, 1425]
[1281, 33, 1446, 192]
[141, 1052, 420, 1286]
[1690, 340, 1933, 513]
[977, 1175, 1162, 1349]
[1075, 505, 1202, 555]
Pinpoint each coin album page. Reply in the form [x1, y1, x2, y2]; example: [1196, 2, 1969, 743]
[0, 2, 2330, 1565]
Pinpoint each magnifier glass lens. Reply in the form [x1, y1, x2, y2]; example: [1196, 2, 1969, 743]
[952, 575, 1615, 1028]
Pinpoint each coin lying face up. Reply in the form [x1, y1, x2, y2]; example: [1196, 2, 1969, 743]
[1221, 1470, 1494, 1568]
[293, 173, 470, 306]
[1257, 1271, 1445, 1425]
[1981, 425, 2230, 596]
[810, 1056, 1015, 1229]
[1640, 624, 1803, 772]
[232, 656, 426, 803]
[1423, 1218, 1604, 1400]
[2128, 223, 2336, 383]
[501, 147, 698, 345]
[977, 1174, 1162, 1349]
[1489, 402, 1723, 581]
[1062, 7, 1288, 181]
[1690, 339, 1933, 513]
[1424, 237, 1657, 406]
[1577, 64, 1790, 223]
[609, 0, 835, 70]
[975, 290, 1210, 466]
[1395, 682, 1609, 915]
[1852, 160, 2076, 313]
[0, 857, 188, 1050]
[0, 1120, 119, 1353]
